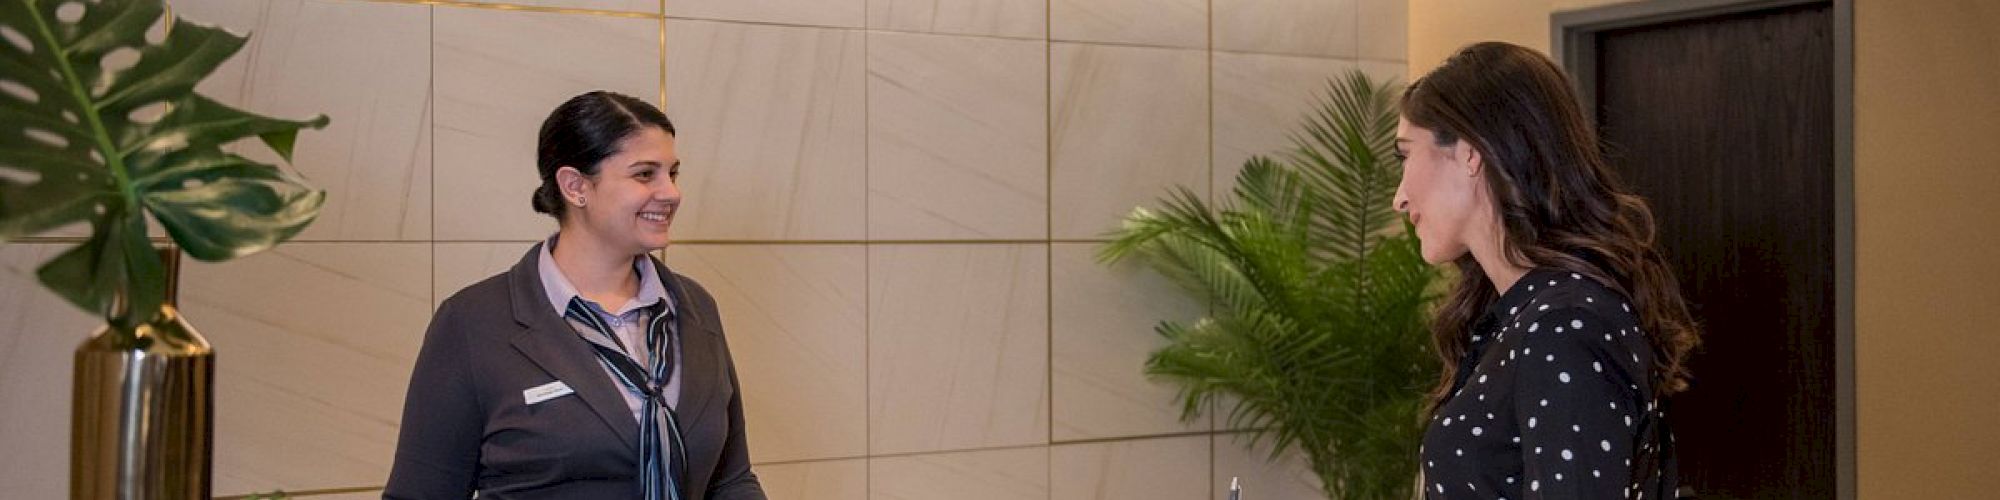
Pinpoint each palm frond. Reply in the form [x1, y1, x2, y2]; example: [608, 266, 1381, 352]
[1103, 70, 1439, 500]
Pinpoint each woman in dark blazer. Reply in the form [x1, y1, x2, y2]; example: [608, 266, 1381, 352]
[387, 91, 765, 500]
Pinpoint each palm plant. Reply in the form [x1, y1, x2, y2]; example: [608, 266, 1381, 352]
[1100, 71, 1438, 500]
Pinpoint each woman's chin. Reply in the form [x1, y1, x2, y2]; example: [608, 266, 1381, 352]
[630, 222, 672, 249]
[1418, 245, 1462, 266]
[1416, 242, 1443, 264]
[633, 232, 671, 252]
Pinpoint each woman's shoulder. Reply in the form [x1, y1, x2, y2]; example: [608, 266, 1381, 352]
[1500, 269, 1656, 394]
[438, 271, 514, 314]
[427, 271, 528, 345]
[1513, 269, 1641, 329]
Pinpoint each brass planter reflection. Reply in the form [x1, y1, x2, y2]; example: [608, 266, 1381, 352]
[71, 248, 213, 499]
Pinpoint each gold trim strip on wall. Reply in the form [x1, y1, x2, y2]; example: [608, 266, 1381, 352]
[1, 238, 1120, 245]
[7, 236, 177, 244]
[658, 0, 668, 108]
[347, 0, 662, 19]
[666, 239, 1104, 245]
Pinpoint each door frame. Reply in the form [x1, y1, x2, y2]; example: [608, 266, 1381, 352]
[1551, 1, 1855, 499]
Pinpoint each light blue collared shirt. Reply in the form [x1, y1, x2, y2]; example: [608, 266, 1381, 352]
[537, 236, 683, 421]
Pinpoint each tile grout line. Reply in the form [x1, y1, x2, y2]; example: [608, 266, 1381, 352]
[204, 430, 1259, 497]
[1043, 0, 1056, 471]
[213, 485, 384, 499]
[1207, 0, 1216, 210]
[1045, 2, 1056, 494]
[1208, 0, 1220, 493]
[429, 0, 438, 315]
[867, 442, 1045, 462]
[749, 429, 1259, 466]
[860, 0, 874, 492]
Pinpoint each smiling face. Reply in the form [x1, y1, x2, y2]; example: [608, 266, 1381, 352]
[1392, 118, 1491, 265]
[558, 126, 681, 254]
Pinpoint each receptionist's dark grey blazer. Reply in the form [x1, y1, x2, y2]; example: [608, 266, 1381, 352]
[385, 243, 764, 500]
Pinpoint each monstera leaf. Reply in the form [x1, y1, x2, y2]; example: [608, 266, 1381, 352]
[0, 0, 327, 332]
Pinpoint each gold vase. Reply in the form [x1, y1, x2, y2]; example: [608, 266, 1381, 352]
[71, 247, 213, 499]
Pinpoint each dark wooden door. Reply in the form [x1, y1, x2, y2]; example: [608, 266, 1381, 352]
[1591, 3, 1835, 499]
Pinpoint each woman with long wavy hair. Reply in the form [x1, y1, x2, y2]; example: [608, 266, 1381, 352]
[1393, 41, 1701, 499]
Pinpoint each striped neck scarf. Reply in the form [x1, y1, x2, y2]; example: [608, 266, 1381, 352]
[565, 296, 688, 500]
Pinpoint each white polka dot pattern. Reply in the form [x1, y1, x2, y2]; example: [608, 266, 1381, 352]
[1419, 269, 1677, 499]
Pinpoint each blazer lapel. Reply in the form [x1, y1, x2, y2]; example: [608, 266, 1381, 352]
[505, 243, 642, 453]
[661, 265, 725, 434]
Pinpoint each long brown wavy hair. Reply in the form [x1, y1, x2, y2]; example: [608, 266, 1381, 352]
[1401, 42, 1702, 410]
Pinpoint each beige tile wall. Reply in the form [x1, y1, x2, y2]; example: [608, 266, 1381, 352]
[0, 245, 101, 500]
[869, 244, 1049, 455]
[1049, 244, 1207, 440]
[0, 0, 1402, 498]
[181, 244, 433, 493]
[867, 31, 1047, 240]
[1051, 435, 1211, 500]
[664, 18, 868, 240]
[1050, 42, 1211, 240]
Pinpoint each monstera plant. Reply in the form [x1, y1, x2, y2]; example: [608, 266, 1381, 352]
[1, 0, 325, 496]
[0, 0, 326, 332]
[1102, 71, 1438, 499]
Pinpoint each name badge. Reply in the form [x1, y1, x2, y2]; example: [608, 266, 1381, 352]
[523, 380, 576, 405]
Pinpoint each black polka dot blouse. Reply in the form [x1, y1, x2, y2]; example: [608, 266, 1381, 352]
[1420, 268, 1679, 499]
